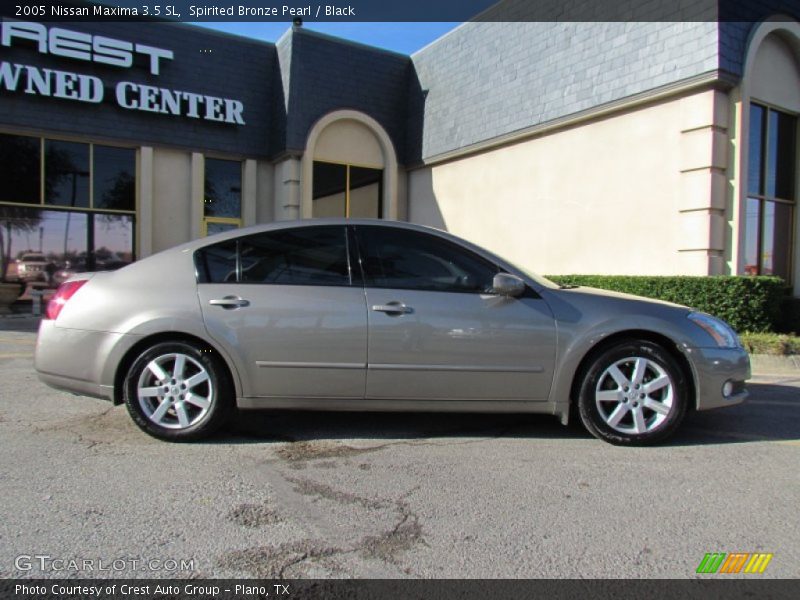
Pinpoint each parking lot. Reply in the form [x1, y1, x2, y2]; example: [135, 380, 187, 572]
[0, 324, 798, 579]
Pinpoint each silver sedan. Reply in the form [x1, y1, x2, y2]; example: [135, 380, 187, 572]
[34, 219, 750, 445]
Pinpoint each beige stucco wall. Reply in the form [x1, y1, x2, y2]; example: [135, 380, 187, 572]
[314, 119, 384, 168]
[750, 33, 800, 112]
[151, 148, 192, 253]
[408, 89, 727, 277]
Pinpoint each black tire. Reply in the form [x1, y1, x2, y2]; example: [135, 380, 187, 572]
[577, 340, 688, 446]
[123, 341, 233, 441]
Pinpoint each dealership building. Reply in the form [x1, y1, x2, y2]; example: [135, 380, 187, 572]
[1, 6, 799, 295]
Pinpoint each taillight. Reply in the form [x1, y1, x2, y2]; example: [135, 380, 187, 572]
[45, 280, 88, 321]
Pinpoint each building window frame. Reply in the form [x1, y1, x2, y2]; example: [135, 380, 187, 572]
[744, 101, 797, 283]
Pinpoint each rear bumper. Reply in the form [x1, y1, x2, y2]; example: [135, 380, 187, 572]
[37, 371, 113, 401]
[688, 346, 751, 411]
[34, 320, 141, 402]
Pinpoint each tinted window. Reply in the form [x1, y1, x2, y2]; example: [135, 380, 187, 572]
[45, 140, 90, 208]
[0, 134, 40, 204]
[204, 159, 241, 218]
[748, 104, 764, 196]
[356, 227, 497, 293]
[240, 227, 349, 286]
[196, 240, 238, 283]
[196, 227, 350, 286]
[94, 145, 136, 211]
[766, 109, 796, 200]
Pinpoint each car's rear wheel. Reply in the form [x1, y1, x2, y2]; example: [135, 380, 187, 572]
[577, 340, 688, 445]
[123, 341, 232, 441]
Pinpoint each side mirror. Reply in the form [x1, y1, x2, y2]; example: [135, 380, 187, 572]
[491, 273, 525, 297]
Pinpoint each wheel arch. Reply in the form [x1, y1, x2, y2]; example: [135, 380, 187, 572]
[112, 332, 241, 405]
[568, 329, 698, 414]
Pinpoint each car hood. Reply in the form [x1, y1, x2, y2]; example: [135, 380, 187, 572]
[553, 286, 691, 310]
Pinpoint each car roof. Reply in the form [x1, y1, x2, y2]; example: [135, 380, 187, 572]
[179, 219, 449, 251]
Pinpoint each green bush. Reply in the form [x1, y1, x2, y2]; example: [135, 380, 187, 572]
[739, 332, 800, 356]
[545, 275, 785, 333]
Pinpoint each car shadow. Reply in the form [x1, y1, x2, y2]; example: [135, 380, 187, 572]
[207, 381, 800, 447]
[221, 409, 590, 445]
[671, 380, 800, 447]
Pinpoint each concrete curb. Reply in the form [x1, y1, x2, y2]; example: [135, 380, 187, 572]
[749, 354, 800, 376]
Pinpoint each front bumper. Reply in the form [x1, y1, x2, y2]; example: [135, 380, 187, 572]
[687, 346, 751, 411]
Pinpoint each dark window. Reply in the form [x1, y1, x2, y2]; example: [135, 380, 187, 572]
[0, 134, 40, 205]
[312, 162, 347, 217]
[748, 104, 765, 197]
[45, 140, 90, 208]
[204, 159, 241, 219]
[239, 227, 350, 286]
[745, 103, 796, 281]
[196, 227, 350, 286]
[767, 109, 796, 201]
[356, 226, 498, 293]
[312, 161, 382, 218]
[195, 240, 238, 284]
[94, 146, 135, 211]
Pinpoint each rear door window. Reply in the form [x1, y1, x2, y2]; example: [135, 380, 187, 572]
[196, 226, 351, 286]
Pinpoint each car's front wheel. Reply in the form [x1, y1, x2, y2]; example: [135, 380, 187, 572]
[123, 341, 232, 441]
[577, 340, 688, 445]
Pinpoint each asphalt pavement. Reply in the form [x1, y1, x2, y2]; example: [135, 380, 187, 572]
[0, 325, 798, 579]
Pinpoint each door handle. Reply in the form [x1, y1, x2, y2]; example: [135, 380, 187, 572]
[372, 301, 412, 315]
[209, 295, 250, 309]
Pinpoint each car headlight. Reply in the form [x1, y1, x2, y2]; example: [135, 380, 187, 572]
[687, 312, 740, 348]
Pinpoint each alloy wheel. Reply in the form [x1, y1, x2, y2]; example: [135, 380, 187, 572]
[136, 353, 213, 429]
[594, 356, 674, 435]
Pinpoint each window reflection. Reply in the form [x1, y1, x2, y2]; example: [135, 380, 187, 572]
[94, 146, 136, 211]
[204, 159, 241, 219]
[0, 207, 134, 302]
[743, 197, 759, 276]
[45, 140, 90, 208]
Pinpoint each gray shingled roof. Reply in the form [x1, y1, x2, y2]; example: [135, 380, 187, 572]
[410, 22, 723, 161]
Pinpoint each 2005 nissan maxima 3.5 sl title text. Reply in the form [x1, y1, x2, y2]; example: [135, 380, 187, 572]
[34, 220, 750, 445]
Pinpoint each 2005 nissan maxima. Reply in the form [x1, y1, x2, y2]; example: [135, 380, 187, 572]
[35, 219, 750, 445]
